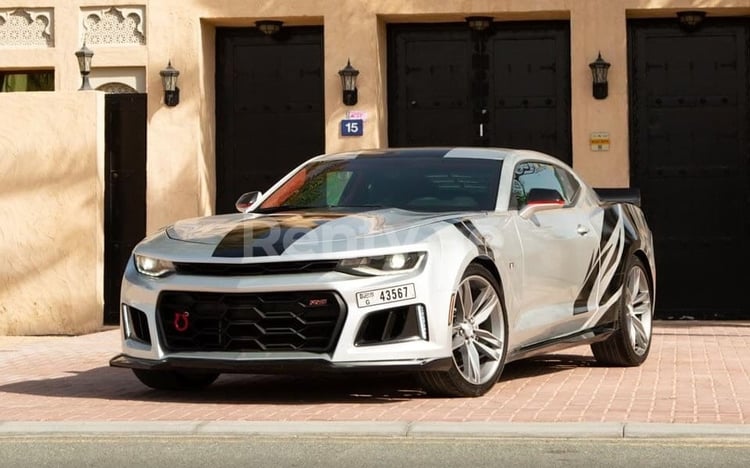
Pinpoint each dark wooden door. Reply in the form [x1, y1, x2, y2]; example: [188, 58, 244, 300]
[488, 24, 570, 161]
[216, 27, 324, 214]
[629, 19, 750, 318]
[388, 22, 571, 164]
[388, 25, 475, 146]
[104, 93, 146, 325]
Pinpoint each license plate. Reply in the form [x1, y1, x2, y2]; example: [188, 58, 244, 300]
[356, 284, 416, 308]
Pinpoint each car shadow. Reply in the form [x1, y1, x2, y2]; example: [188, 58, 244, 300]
[500, 353, 598, 382]
[0, 353, 597, 404]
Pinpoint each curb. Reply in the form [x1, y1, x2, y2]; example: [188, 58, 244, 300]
[1, 421, 749, 439]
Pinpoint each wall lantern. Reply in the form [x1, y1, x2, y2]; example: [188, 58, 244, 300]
[589, 52, 610, 100]
[159, 61, 180, 107]
[465, 16, 493, 32]
[676, 10, 706, 32]
[74, 41, 94, 91]
[338, 59, 359, 106]
[255, 20, 283, 36]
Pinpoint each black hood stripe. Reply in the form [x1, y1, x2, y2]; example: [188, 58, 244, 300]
[212, 212, 345, 258]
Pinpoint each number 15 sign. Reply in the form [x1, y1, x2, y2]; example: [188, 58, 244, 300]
[340, 119, 364, 137]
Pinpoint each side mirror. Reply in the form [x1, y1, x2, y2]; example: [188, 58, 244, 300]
[519, 188, 565, 219]
[235, 191, 262, 213]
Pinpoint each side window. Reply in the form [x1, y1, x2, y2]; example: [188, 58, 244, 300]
[511, 162, 567, 209]
[553, 166, 581, 203]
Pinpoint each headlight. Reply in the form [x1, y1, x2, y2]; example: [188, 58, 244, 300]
[337, 252, 426, 276]
[134, 254, 175, 277]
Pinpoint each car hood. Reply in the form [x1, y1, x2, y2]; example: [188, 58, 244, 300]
[164, 208, 475, 258]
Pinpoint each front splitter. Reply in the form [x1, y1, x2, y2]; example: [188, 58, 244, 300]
[109, 354, 452, 375]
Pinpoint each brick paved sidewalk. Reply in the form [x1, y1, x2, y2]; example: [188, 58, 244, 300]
[0, 321, 748, 424]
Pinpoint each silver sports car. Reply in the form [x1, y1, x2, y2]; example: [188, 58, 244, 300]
[111, 147, 655, 397]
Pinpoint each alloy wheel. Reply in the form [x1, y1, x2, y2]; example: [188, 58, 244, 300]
[625, 265, 652, 356]
[452, 275, 505, 385]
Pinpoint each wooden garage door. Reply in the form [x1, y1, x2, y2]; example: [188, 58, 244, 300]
[216, 27, 324, 214]
[629, 19, 750, 318]
[388, 22, 571, 164]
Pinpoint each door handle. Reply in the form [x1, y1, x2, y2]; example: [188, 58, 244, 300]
[576, 225, 589, 236]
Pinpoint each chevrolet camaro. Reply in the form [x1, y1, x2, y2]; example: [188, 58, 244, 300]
[110, 147, 655, 397]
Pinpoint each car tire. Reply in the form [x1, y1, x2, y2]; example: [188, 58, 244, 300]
[132, 369, 220, 391]
[419, 264, 508, 397]
[591, 255, 654, 366]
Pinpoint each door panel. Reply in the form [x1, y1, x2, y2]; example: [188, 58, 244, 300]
[514, 208, 598, 345]
[104, 93, 146, 325]
[216, 27, 324, 214]
[629, 20, 750, 317]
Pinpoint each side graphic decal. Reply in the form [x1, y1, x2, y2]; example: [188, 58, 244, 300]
[573, 205, 627, 328]
[573, 250, 599, 315]
[451, 219, 495, 260]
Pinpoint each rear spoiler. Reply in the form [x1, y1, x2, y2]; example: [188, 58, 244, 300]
[593, 188, 641, 207]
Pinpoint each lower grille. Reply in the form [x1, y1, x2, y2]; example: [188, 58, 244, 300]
[125, 305, 151, 345]
[157, 291, 346, 353]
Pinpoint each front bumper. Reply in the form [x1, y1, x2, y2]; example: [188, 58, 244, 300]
[109, 353, 452, 374]
[114, 247, 465, 371]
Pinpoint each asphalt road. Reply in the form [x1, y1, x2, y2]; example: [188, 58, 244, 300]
[2, 435, 749, 468]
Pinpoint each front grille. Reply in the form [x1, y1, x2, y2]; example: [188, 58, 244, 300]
[173, 260, 339, 276]
[157, 291, 346, 353]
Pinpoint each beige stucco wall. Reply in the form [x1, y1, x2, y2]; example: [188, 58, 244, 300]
[3, 0, 750, 334]
[0, 92, 105, 335]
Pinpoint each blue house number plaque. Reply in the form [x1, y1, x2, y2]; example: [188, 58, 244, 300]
[341, 119, 364, 136]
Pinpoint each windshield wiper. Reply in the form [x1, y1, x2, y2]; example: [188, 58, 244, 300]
[254, 204, 386, 214]
[253, 205, 326, 214]
[337, 204, 386, 209]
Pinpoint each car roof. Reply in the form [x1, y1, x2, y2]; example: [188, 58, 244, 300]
[311, 147, 559, 163]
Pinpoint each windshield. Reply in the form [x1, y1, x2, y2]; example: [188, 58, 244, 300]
[256, 156, 503, 213]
